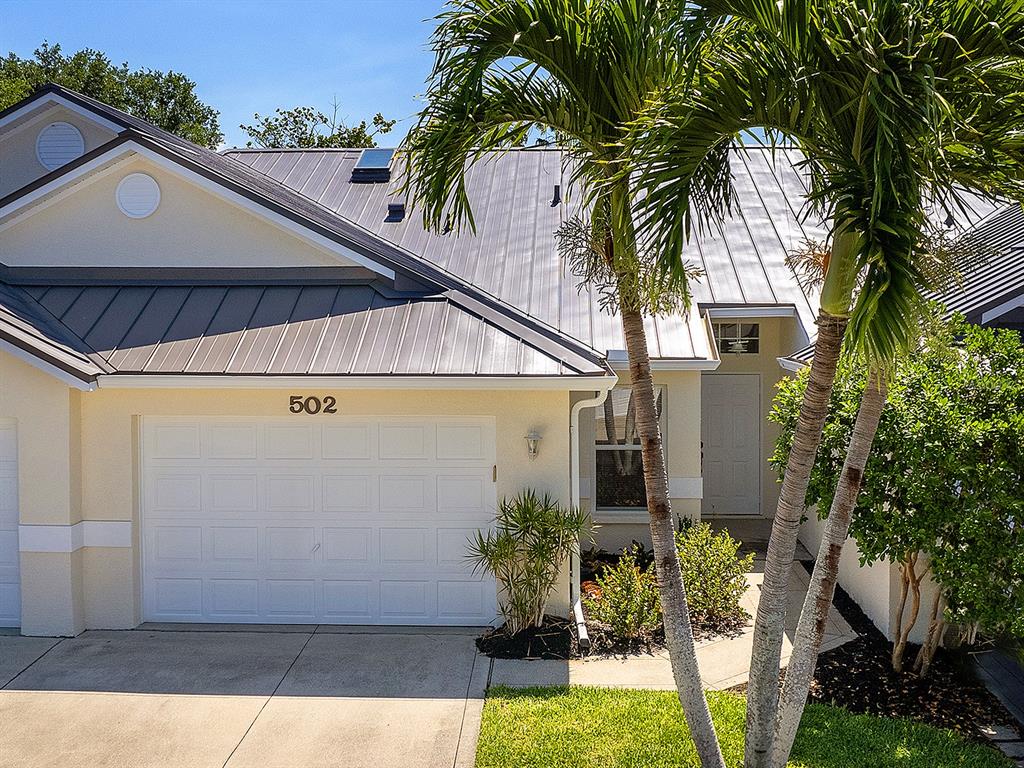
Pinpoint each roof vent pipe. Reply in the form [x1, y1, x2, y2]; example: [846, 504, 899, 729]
[551, 184, 561, 206]
[386, 202, 406, 222]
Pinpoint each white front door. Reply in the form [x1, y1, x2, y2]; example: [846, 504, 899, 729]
[701, 374, 761, 516]
[0, 420, 19, 626]
[141, 416, 498, 626]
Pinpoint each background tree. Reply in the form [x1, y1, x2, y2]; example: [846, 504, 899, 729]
[0, 42, 222, 147]
[400, 1, 735, 764]
[240, 103, 395, 148]
[771, 312, 1024, 675]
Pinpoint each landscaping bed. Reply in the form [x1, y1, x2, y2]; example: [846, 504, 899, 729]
[796, 566, 1020, 743]
[476, 615, 578, 660]
[476, 686, 1012, 768]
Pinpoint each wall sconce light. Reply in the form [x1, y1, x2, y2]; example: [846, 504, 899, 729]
[525, 431, 542, 460]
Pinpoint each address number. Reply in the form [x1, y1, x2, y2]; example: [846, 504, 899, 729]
[289, 395, 338, 415]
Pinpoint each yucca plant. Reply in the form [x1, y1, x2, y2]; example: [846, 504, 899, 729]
[467, 490, 591, 635]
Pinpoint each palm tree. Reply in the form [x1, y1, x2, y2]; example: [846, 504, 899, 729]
[399, 1, 730, 764]
[629, 1, 1024, 766]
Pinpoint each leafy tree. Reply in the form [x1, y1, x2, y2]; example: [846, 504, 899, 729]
[770, 313, 1024, 676]
[400, 1, 734, 764]
[628, 2, 1024, 764]
[240, 103, 395, 148]
[0, 42, 222, 148]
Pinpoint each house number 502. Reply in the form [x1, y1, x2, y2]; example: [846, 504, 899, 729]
[289, 395, 338, 415]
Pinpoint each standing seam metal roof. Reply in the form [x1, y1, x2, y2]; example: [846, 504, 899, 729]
[3, 282, 605, 377]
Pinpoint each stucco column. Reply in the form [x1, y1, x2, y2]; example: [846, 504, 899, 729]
[1, 355, 85, 636]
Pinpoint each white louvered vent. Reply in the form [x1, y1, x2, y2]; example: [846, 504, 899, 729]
[116, 173, 161, 218]
[35, 122, 85, 170]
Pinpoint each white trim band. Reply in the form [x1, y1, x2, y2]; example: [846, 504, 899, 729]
[669, 477, 704, 499]
[19, 521, 132, 553]
[981, 293, 1024, 324]
[705, 306, 797, 319]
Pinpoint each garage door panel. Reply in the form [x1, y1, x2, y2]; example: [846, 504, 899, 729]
[206, 423, 258, 459]
[208, 474, 259, 512]
[209, 526, 258, 564]
[263, 423, 315, 459]
[264, 579, 316, 619]
[322, 423, 374, 460]
[209, 579, 259, 618]
[0, 421, 17, 626]
[323, 475, 373, 512]
[436, 423, 487, 460]
[266, 474, 316, 512]
[438, 581, 486, 619]
[149, 423, 202, 459]
[152, 525, 203, 564]
[143, 417, 497, 625]
[379, 475, 434, 512]
[380, 580, 432, 619]
[153, 577, 203, 617]
[151, 473, 202, 512]
[322, 580, 374, 620]
[322, 527, 372, 564]
[266, 527, 317, 563]
[379, 423, 432, 460]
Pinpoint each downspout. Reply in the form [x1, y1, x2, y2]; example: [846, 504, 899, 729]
[569, 385, 613, 648]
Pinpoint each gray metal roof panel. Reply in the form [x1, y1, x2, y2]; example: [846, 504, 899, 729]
[3, 282, 606, 378]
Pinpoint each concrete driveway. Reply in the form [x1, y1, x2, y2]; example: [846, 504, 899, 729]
[0, 625, 487, 768]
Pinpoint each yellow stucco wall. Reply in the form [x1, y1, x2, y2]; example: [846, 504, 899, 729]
[2, 155, 354, 269]
[0, 105, 117, 199]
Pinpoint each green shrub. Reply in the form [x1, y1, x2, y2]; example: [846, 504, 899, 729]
[584, 546, 661, 640]
[675, 522, 753, 630]
[467, 489, 590, 635]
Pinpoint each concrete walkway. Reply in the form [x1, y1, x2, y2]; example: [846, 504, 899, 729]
[0, 626, 486, 768]
[491, 562, 857, 690]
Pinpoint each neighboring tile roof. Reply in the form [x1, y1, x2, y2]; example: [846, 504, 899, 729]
[3, 283, 607, 378]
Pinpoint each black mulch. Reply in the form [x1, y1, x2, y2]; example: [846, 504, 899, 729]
[475, 615, 578, 660]
[794, 561, 1021, 742]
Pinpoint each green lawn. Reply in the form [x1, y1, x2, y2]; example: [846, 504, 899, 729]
[476, 687, 1011, 768]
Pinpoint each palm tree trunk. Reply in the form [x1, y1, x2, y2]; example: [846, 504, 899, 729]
[767, 373, 887, 768]
[621, 307, 726, 768]
[744, 309, 848, 768]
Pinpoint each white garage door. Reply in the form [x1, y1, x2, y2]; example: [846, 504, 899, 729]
[142, 416, 498, 625]
[0, 420, 19, 627]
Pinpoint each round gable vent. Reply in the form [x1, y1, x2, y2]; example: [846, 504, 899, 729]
[36, 122, 85, 170]
[116, 173, 161, 219]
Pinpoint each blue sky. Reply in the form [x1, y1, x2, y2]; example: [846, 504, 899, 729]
[1, 0, 443, 148]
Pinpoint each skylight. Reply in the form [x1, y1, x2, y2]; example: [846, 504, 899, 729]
[351, 148, 395, 183]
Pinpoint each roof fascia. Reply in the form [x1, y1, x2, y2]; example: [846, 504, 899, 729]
[704, 305, 797, 319]
[0, 336, 97, 390]
[980, 291, 1024, 324]
[0, 90, 124, 134]
[95, 373, 618, 391]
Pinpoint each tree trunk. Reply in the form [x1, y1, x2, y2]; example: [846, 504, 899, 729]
[914, 589, 945, 676]
[892, 553, 925, 673]
[745, 309, 848, 768]
[767, 373, 887, 768]
[621, 307, 725, 768]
